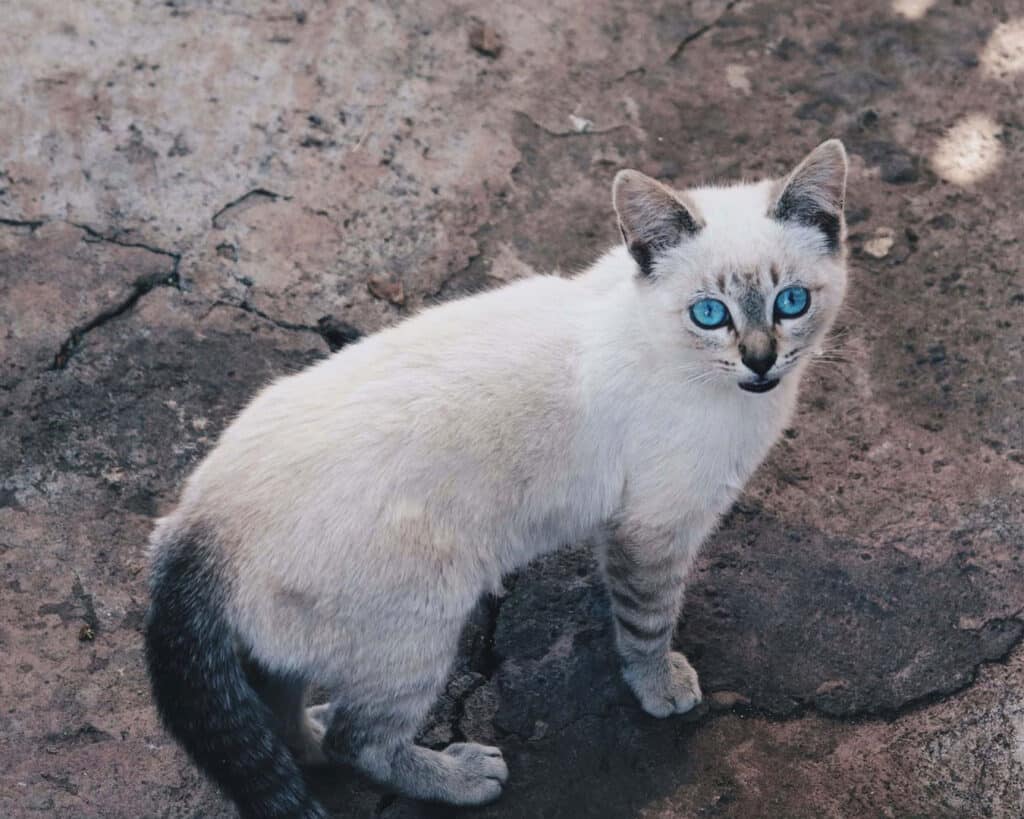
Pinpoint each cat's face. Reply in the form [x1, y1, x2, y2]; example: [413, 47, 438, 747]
[614, 141, 848, 395]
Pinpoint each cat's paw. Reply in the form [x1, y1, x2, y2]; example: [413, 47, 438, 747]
[441, 742, 508, 805]
[623, 651, 702, 718]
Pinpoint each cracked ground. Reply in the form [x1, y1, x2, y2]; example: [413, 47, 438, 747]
[2, 0, 1023, 816]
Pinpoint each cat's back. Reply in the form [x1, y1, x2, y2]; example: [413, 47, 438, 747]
[170, 273, 611, 542]
[244, 272, 588, 436]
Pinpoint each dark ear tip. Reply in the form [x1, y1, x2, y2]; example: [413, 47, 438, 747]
[774, 140, 850, 250]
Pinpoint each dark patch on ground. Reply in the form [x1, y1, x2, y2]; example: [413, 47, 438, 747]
[38, 577, 101, 635]
[681, 508, 1024, 717]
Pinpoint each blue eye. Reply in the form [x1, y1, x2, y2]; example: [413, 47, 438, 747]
[689, 298, 730, 329]
[774, 286, 810, 319]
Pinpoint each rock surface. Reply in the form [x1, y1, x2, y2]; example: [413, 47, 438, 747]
[2, 1, 1023, 817]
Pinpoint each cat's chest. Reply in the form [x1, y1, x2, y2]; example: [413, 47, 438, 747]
[621, 388, 791, 518]
[686, 412, 773, 492]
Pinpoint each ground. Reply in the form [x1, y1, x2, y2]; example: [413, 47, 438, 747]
[1, 0, 1023, 817]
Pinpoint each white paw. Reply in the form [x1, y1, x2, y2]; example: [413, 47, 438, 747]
[624, 651, 702, 718]
[442, 742, 508, 805]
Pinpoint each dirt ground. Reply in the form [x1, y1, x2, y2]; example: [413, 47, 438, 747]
[2, 0, 1023, 817]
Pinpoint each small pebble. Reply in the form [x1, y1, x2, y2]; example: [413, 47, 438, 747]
[863, 227, 895, 259]
[367, 274, 406, 306]
[469, 23, 502, 58]
[709, 690, 750, 710]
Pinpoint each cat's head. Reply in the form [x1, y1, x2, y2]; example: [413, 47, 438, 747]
[613, 140, 848, 395]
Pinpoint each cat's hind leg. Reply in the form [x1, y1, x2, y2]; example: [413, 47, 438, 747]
[319, 626, 508, 805]
[324, 701, 508, 805]
[355, 737, 507, 806]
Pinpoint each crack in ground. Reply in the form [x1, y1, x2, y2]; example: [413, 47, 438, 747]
[70, 222, 183, 266]
[605, 0, 742, 83]
[51, 272, 178, 369]
[209, 299, 362, 353]
[211, 298, 321, 335]
[211, 188, 289, 229]
[36, 218, 360, 371]
[667, 0, 741, 63]
[1, 216, 44, 233]
[609, 66, 647, 85]
[51, 224, 182, 369]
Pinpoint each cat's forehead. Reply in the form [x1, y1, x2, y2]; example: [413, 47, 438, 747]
[685, 179, 776, 225]
[680, 180, 823, 278]
[665, 200, 784, 272]
[713, 264, 781, 294]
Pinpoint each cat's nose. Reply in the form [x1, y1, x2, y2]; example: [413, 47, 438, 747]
[739, 343, 777, 377]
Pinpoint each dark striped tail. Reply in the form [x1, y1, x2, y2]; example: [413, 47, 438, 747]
[145, 531, 326, 819]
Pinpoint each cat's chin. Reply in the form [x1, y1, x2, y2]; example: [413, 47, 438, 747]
[738, 378, 780, 394]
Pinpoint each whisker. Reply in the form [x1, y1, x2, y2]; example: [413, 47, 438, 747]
[804, 356, 852, 371]
[811, 347, 851, 358]
[678, 370, 719, 387]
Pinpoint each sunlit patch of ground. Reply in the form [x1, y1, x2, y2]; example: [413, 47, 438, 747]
[931, 113, 1003, 186]
[892, 0, 935, 21]
[981, 19, 1024, 79]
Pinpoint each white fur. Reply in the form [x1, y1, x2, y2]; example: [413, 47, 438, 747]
[153, 146, 847, 722]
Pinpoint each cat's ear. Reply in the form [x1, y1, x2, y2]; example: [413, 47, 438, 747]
[770, 139, 848, 254]
[613, 170, 702, 277]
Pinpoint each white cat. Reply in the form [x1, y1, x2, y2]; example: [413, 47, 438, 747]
[145, 140, 848, 818]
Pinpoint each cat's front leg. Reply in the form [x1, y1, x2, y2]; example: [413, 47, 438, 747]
[600, 520, 703, 717]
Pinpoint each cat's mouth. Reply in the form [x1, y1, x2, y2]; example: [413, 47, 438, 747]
[738, 377, 780, 394]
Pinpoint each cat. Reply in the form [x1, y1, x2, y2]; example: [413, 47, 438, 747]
[145, 139, 848, 818]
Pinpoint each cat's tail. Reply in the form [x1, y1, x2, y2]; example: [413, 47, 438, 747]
[145, 528, 326, 819]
